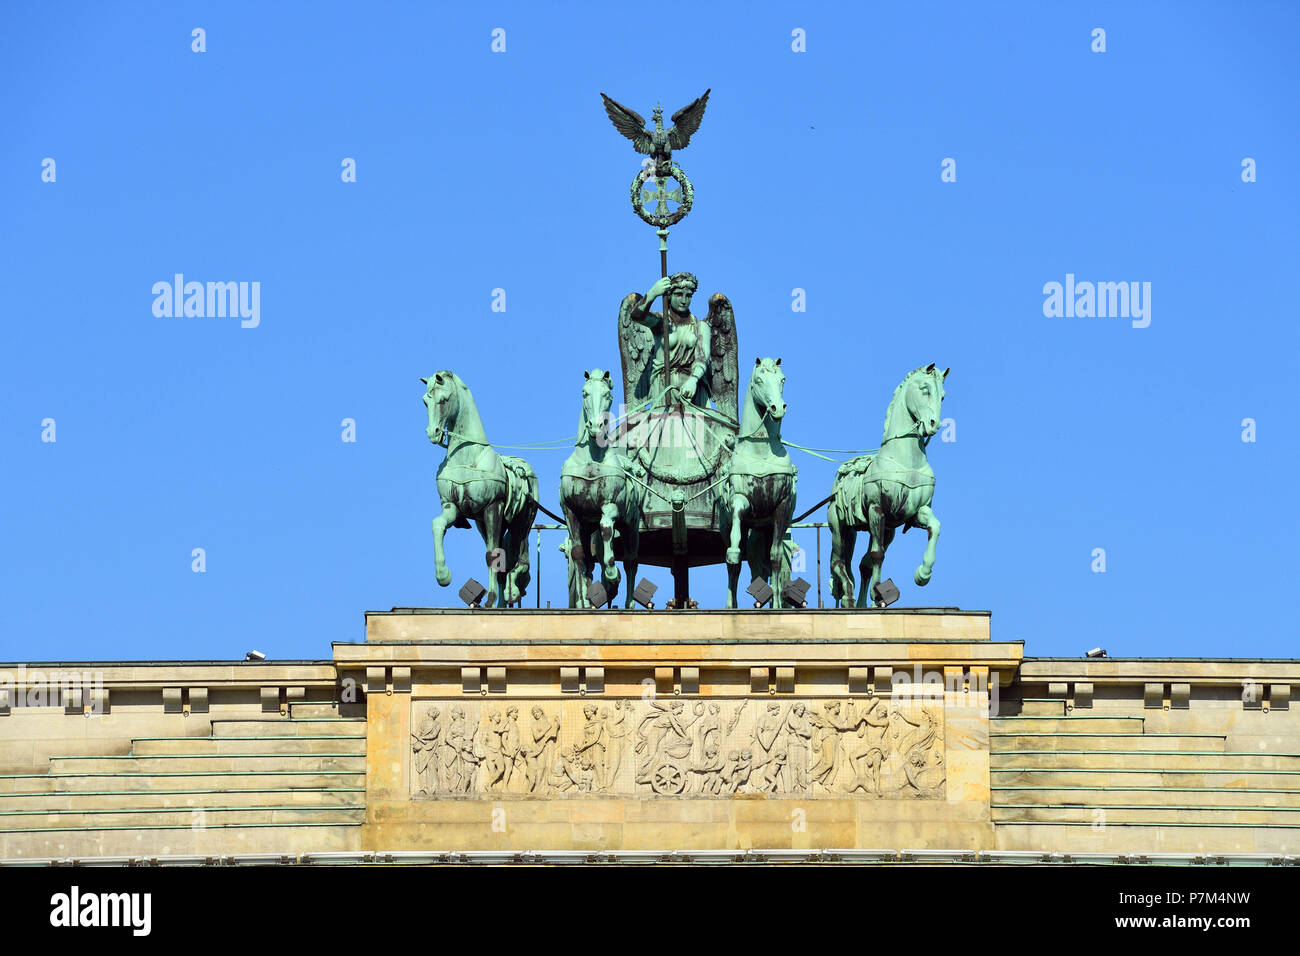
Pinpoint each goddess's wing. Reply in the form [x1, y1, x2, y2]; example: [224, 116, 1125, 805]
[705, 293, 739, 422]
[618, 293, 655, 409]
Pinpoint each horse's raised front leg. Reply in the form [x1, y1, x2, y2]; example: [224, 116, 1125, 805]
[599, 502, 621, 603]
[827, 504, 857, 609]
[913, 504, 941, 586]
[720, 496, 739, 609]
[726, 492, 749, 566]
[725, 491, 749, 609]
[432, 501, 459, 588]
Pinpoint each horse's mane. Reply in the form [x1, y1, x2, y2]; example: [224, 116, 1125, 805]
[576, 383, 588, 445]
[740, 378, 761, 437]
[441, 370, 468, 402]
[438, 370, 486, 443]
[882, 365, 933, 438]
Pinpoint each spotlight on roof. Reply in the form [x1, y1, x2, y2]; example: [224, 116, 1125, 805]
[783, 578, 812, 609]
[632, 579, 658, 609]
[1086, 647, 1108, 658]
[244, 650, 266, 662]
[587, 580, 609, 609]
[747, 577, 774, 609]
[458, 578, 488, 609]
[871, 578, 900, 608]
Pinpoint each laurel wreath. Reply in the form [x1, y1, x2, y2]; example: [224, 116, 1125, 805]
[629, 162, 694, 228]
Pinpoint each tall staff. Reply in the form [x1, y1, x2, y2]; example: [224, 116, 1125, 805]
[602, 89, 711, 608]
[658, 226, 668, 396]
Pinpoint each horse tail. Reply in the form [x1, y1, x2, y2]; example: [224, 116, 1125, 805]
[830, 454, 876, 530]
[619, 454, 647, 523]
[521, 468, 539, 523]
[494, 457, 538, 602]
[827, 500, 843, 602]
[499, 456, 539, 526]
[503, 531, 531, 598]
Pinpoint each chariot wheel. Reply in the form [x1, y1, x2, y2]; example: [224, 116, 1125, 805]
[650, 762, 686, 795]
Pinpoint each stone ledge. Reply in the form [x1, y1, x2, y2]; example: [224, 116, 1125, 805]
[1020, 659, 1300, 685]
[364, 608, 992, 645]
[336, 642, 1021, 667]
[0, 662, 338, 690]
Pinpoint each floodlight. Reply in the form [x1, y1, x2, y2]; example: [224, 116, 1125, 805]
[747, 577, 774, 609]
[632, 579, 658, 609]
[872, 578, 900, 608]
[458, 579, 488, 608]
[783, 578, 811, 608]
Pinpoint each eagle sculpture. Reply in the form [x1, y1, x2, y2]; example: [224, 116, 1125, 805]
[600, 89, 711, 177]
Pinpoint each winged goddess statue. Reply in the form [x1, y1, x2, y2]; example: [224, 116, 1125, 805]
[617, 271, 739, 423]
[600, 89, 711, 178]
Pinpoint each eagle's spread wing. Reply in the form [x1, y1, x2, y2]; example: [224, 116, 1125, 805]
[706, 292, 739, 423]
[668, 89, 711, 150]
[600, 93, 652, 154]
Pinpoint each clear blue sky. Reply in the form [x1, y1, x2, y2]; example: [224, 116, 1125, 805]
[2, 2, 1296, 661]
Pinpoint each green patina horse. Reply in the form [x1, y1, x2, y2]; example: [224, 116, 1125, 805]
[718, 358, 797, 609]
[828, 364, 948, 608]
[423, 371, 538, 608]
[558, 369, 645, 608]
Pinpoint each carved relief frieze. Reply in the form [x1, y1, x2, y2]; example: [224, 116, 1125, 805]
[410, 698, 945, 799]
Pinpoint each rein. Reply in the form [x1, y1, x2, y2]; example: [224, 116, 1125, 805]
[881, 429, 932, 449]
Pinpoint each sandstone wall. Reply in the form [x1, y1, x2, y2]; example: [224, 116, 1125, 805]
[1, 614, 1295, 860]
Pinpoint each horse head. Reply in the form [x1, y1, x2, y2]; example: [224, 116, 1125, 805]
[743, 357, 787, 435]
[895, 363, 949, 440]
[578, 369, 614, 445]
[422, 370, 459, 445]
